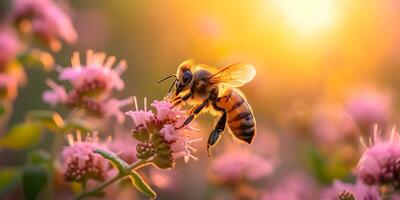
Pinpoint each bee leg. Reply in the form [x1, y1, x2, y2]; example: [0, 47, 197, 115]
[207, 111, 227, 157]
[171, 91, 192, 108]
[176, 100, 207, 129]
[188, 105, 198, 115]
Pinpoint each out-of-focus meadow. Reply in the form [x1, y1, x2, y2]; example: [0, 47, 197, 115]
[2, 0, 400, 199]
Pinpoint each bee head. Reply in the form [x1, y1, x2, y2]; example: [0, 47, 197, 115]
[175, 59, 194, 95]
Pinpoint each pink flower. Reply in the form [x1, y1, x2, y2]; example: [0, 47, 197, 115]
[210, 150, 273, 184]
[148, 168, 175, 189]
[345, 87, 391, 127]
[108, 132, 138, 164]
[42, 50, 131, 123]
[59, 50, 126, 93]
[126, 97, 200, 169]
[62, 132, 111, 183]
[0, 28, 21, 70]
[42, 79, 67, 106]
[312, 103, 356, 145]
[12, 0, 77, 51]
[151, 100, 182, 121]
[261, 172, 317, 200]
[356, 125, 400, 187]
[0, 74, 18, 100]
[321, 179, 380, 200]
[125, 110, 154, 127]
[102, 98, 133, 123]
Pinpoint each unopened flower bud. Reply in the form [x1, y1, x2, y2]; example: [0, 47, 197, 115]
[338, 190, 355, 200]
[136, 143, 156, 160]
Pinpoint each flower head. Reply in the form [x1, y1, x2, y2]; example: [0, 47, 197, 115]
[356, 125, 400, 188]
[12, 0, 77, 51]
[61, 132, 111, 183]
[108, 132, 139, 164]
[345, 87, 391, 128]
[126, 97, 200, 169]
[59, 51, 126, 93]
[321, 179, 380, 200]
[312, 103, 356, 145]
[0, 28, 21, 70]
[42, 50, 131, 123]
[261, 172, 317, 200]
[209, 150, 273, 185]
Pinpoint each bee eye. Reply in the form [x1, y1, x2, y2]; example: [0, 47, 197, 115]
[182, 72, 192, 83]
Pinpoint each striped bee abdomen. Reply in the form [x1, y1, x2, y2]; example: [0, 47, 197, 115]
[215, 88, 256, 143]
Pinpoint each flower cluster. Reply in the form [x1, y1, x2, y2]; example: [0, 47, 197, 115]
[126, 98, 200, 169]
[0, 0, 76, 103]
[356, 126, 400, 189]
[0, 27, 25, 101]
[61, 132, 111, 183]
[345, 87, 391, 129]
[108, 132, 139, 164]
[11, 0, 77, 51]
[42, 50, 131, 123]
[321, 179, 380, 200]
[209, 150, 273, 185]
[261, 172, 317, 200]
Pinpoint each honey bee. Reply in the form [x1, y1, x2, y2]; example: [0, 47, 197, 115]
[157, 60, 256, 155]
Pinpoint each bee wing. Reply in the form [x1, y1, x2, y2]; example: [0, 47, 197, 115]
[206, 64, 256, 87]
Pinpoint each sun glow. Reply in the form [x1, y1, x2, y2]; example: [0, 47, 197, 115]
[272, 0, 338, 35]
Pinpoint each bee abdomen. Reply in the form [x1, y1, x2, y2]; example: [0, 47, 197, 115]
[216, 89, 256, 144]
[229, 112, 255, 143]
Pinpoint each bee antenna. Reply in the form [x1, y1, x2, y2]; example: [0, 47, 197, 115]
[156, 74, 177, 85]
[168, 79, 178, 93]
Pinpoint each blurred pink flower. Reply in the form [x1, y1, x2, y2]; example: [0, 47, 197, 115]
[356, 125, 400, 187]
[261, 172, 317, 200]
[312, 103, 356, 145]
[108, 132, 138, 164]
[73, 10, 110, 49]
[148, 168, 178, 190]
[42, 50, 131, 123]
[0, 28, 21, 70]
[126, 98, 200, 169]
[12, 0, 76, 51]
[102, 98, 133, 123]
[210, 150, 273, 184]
[42, 79, 67, 106]
[59, 50, 126, 93]
[345, 87, 391, 128]
[62, 132, 111, 183]
[0, 74, 18, 101]
[320, 179, 379, 200]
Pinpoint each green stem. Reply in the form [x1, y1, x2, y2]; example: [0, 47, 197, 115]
[73, 159, 149, 200]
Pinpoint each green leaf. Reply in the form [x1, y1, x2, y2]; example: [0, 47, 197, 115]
[128, 171, 157, 199]
[28, 150, 51, 165]
[0, 122, 42, 149]
[17, 49, 54, 71]
[26, 110, 65, 132]
[308, 146, 330, 183]
[22, 165, 48, 200]
[94, 149, 128, 173]
[63, 118, 94, 133]
[0, 168, 20, 197]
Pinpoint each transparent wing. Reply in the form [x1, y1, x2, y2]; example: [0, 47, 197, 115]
[207, 64, 256, 87]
